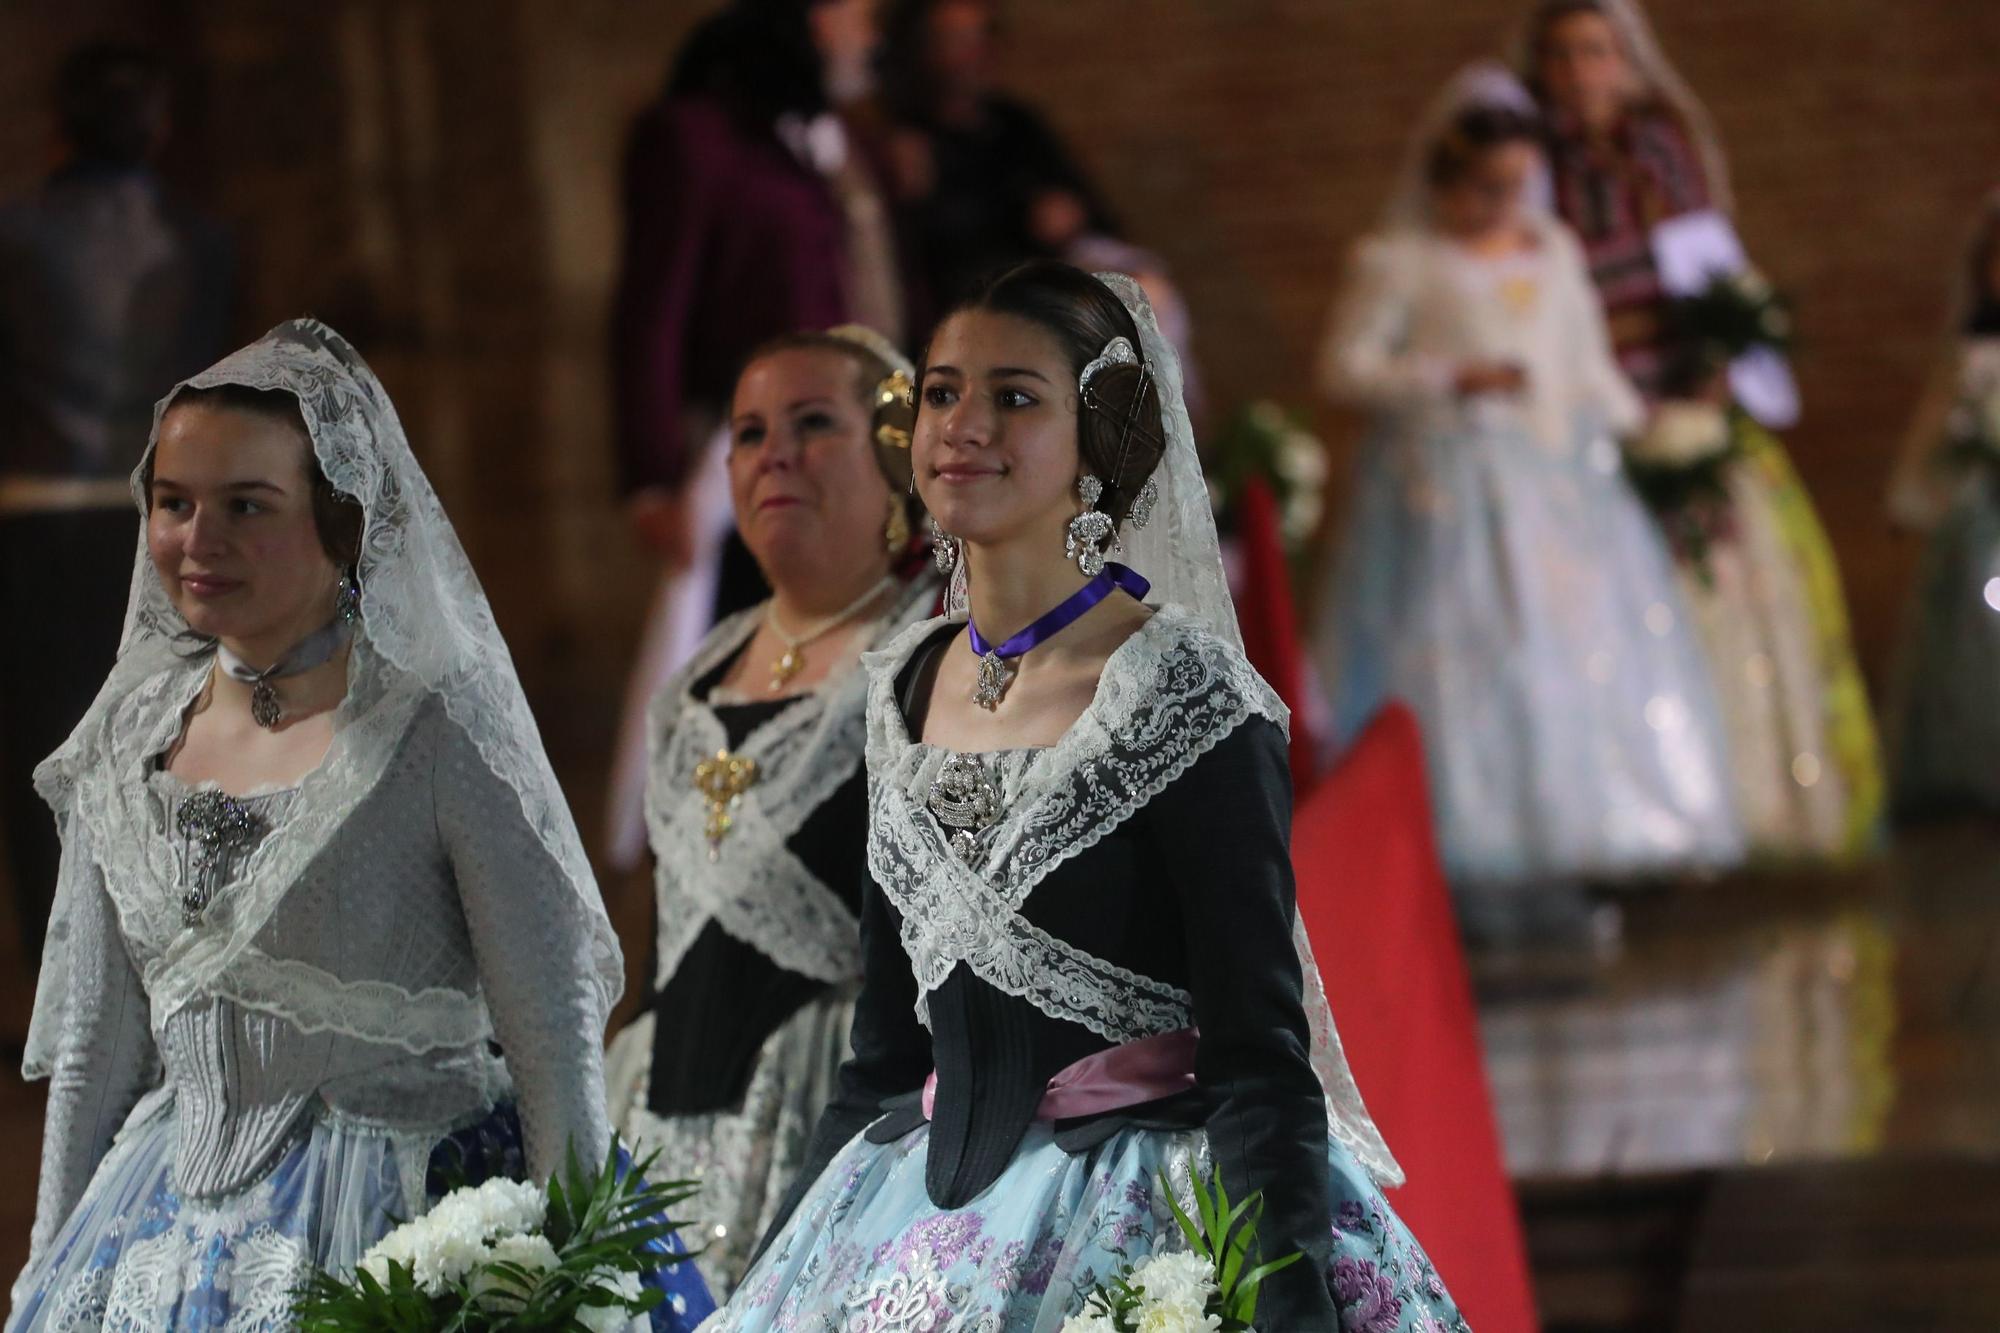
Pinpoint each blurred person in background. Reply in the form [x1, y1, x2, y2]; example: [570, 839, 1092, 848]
[1517, 0, 1883, 861]
[606, 0, 922, 870]
[0, 40, 233, 969]
[1314, 66, 1740, 940]
[1884, 190, 2000, 817]
[877, 0, 1119, 307]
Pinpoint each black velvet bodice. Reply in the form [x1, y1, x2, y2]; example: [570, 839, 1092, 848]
[764, 623, 1342, 1326]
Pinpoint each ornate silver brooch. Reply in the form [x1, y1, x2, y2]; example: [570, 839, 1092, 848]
[175, 790, 266, 926]
[973, 651, 1013, 711]
[925, 752, 1002, 861]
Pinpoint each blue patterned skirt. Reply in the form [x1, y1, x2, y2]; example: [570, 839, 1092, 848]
[7, 1095, 713, 1333]
[705, 1122, 1466, 1333]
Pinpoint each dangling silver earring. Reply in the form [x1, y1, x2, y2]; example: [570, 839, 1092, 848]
[1127, 475, 1160, 531]
[336, 569, 362, 624]
[928, 516, 959, 574]
[1065, 475, 1113, 576]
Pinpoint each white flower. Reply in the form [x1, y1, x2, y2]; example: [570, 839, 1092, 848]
[355, 1178, 550, 1296]
[1134, 1296, 1222, 1333]
[1281, 489, 1322, 545]
[1730, 269, 1773, 303]
[1129, 1249, 1218, 1311]
[1630, 401, 1731, 467]
[470, 1232, 562, 1310]
[424, 1177, 547, 1241]
[576, 1267, 646, 1333]
[1275, 432, 1328, 489]
[1059, 1309, 1122, 1333]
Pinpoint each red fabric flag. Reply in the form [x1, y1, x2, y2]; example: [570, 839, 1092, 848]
[1231, 476, 1319, 794]
[1294, 703, 1540, 1333]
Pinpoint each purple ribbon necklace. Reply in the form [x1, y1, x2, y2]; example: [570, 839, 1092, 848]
[966, 562, 1150, 710]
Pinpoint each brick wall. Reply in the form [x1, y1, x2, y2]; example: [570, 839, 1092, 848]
[4, 0, 1998, 804]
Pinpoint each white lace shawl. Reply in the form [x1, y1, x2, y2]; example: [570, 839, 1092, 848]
[24, 319, 622, 1077]
[56, 642, 498, 1052]
[862, 605, 1403, 1186]
[644, 576, 937, 990]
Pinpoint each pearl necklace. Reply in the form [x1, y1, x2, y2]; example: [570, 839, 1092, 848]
[765, 575, 896, 692]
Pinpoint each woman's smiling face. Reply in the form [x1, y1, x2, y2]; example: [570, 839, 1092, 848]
[914, 309, 1080, 552]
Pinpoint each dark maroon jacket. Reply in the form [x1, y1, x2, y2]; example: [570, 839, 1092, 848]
[611, 96, 924, 494]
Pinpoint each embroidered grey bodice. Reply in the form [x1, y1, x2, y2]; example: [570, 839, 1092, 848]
[30, 694, 609, 1257]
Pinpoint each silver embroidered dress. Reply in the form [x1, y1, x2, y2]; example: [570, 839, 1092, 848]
[8, 321, 713, 1333]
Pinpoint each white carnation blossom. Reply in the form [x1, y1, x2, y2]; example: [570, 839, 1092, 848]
[1133, 1298, 1222, 1333]
[1630, 400, 1731, 468]
[355, 1177, 553, 1296]
[576, 1267, 647, 1333]
[424, 1177, 547, 1240]
[1059, 1308, 1123, 1333]
[470, 1232, 563, 1309]
[1129, 1249, 1218, 1310]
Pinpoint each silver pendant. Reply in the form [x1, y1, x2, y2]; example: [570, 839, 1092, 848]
[973, 650, 1013, 710]
[175, 790, 266, 926]
[250, 679, 283, 729]
[926, 752, 1002, 861]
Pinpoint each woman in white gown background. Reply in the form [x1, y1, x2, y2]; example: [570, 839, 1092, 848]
[1313, 66, 1742, 907]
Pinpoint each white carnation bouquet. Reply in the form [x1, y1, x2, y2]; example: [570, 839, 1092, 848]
[1060, 1166, 1304, 1333]
[294, 1146, 696, 1333]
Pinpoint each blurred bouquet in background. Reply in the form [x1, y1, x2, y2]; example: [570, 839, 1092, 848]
[1623, 401, 1745, 586]
[1667, 267, 1793, 387]
[1206, 400, 1329, 554]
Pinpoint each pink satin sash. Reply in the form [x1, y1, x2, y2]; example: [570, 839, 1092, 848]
[920, 1028, 1199, 1121]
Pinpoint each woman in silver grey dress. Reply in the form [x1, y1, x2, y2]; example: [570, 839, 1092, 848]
[602, 326, 937, 1297]
[7, 320, 712, 1332]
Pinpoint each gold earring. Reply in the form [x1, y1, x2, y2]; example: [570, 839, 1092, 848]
[884, 499, 911, 553]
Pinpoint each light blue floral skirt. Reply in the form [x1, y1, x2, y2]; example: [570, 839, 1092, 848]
[704, 1121, 1466, 1333]
[7, 1095, 713, 1333]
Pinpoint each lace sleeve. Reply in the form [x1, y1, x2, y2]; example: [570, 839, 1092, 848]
[434, 715, 614, 1182]
[1317, 236, 1455, 410]
[1151, 718, 1339, 1328]
[24, 844, 159, 1278]
[1556, 223, 1646, 436]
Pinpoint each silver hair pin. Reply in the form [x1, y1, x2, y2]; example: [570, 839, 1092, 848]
[1078, 336, 1139, 405]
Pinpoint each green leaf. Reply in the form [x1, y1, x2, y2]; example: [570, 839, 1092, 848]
[1159, 1170, 1207, 1256]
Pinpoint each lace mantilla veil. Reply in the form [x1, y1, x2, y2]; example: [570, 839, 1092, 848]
[1383, 63, 1554, 231]
[1094, 273, 1402, 1186]
[22, 318, 624, 1078]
